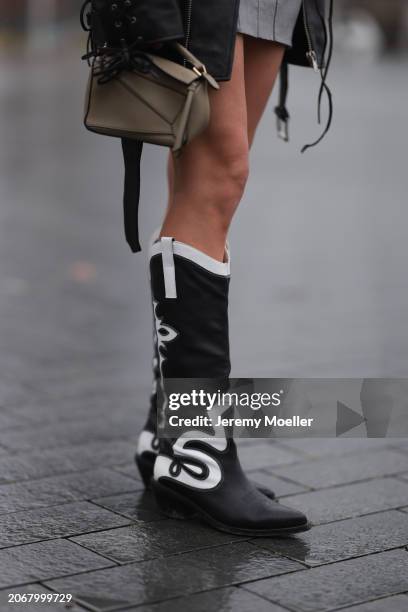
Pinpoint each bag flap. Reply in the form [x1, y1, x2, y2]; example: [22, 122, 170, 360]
[145, 53, 198, 85]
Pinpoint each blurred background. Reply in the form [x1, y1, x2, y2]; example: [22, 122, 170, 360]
[2, 1, 408, 53]
[1, 1, 408, 426]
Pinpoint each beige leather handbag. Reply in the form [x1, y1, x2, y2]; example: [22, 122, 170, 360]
[84, 42, 219, 153]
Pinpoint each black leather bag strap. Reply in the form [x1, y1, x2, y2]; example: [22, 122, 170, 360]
[121, 138, 143, 253]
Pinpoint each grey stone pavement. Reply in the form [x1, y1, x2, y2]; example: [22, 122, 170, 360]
[1, 37, 408, 612]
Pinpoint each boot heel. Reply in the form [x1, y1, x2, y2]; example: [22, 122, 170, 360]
[135, 453, 155, 489]
[152, 481, 195, 520]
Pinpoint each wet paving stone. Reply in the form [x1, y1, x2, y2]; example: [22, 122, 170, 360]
[190, 542, 303, 583]
[111, 463, 143, 481]
[252, 510, 408, 565]
[127, 586, 287, 612]
[247, 469, 309, 497]
[270, 449, 408, 489]
[0, 583, 87, 611]
[5, 392, 142, 429]
[0, 468, 140, 515]
[91, 491, 167, 522]
[10, 375, 141, 414]
[0, 419, 140, 453]
[238, 443, 301, 471]
[0, 441, 140, 485]
[243, 549, 408, 612]
[0, 501, 131, 548]
[45, 542, 303, 609]
[340, 594, 408, 611]
[0, 539, 113, 589]
[282, 478, 408, 524]
[0, 480, 70, 515]
[39, 468, 140, 500]
[0, 453, 72, 486]
[70, 521, 245, 563]
[276, 439, 393, 458]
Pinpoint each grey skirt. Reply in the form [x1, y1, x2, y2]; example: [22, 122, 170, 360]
[237, 0, 302, 47]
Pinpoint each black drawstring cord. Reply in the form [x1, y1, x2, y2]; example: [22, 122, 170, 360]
[85, 42, 151, 84]
[80, 1, 93, 66]
[80, 1, 151, 83]
[316, 0, 329, 125]
[80, 0, 92, 32]
[301, 0, 334, 153]
[301, 80, 333, 152]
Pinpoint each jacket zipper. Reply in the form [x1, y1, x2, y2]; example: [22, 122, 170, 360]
[302, 0, 319, 72]
[184, 0, 193, 50]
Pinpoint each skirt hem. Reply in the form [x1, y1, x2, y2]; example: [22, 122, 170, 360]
[237, 29, 292, 48]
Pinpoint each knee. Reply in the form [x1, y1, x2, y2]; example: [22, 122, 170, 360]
[219, 150, 250, 202]
[174, 128, 249, 232]
[206, 137, 249, 227]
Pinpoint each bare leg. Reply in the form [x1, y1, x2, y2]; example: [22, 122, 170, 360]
[161, 36, 247, 261]
[162, 35, 285, 260]
[243, 36, 285, 146]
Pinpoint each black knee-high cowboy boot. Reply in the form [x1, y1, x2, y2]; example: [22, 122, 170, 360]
[149, 236, 309, 535]
[135, 235, 276, 499]
[135, 331, 161, 488]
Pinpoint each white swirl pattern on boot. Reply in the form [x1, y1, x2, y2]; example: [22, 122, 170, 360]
[154, 406, 229, 490]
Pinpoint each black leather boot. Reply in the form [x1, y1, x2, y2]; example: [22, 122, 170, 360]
[149, 237, 310, 536]
[135, 234, 276, 499]
[135, 338, 278, 498]
[135, 332, 161, 488]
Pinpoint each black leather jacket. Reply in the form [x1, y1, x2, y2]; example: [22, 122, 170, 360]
[177, 0, 328, 80]
[88, 0, 328, 81]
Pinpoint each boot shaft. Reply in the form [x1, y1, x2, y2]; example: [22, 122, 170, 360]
[149, 238, 231, 380]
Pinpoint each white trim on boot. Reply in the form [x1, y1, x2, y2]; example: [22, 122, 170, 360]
[149, 237, 231, 278]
